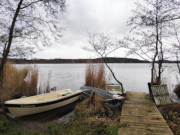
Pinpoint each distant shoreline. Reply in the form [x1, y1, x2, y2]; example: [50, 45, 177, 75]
[4, 57, 178, 64]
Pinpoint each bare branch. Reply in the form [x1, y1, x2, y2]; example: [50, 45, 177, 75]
[0, 0, 66, 85]
[125, 0, 180, 84]
[86, 33, 125, 93]
[20, 0, 43, 9]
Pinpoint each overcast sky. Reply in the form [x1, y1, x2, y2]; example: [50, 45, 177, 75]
[35, 0, 137, 59]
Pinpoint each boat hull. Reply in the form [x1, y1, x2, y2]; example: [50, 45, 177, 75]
[6, 93, 81, 117]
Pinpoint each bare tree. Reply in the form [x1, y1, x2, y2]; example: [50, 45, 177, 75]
[170, 24, 180, 74]
[85, 33, 125, 94]
[0, 0, 66, 86]
[122, 0, 180, 84]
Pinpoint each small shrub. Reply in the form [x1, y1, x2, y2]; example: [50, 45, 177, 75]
[75, 92, 116, 119]
[174, 84, 180, 99]
[74, 92, 120, 134]
[75, 92, 105, 117]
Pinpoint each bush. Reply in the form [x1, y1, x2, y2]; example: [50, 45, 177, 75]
[0, 62, 38, 100]
[75, 92, 105, 116]
[85, 63, 108, 89]
[174, 84, 180, 99]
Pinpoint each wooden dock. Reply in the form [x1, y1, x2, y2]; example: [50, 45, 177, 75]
[118, 92, 173, 135]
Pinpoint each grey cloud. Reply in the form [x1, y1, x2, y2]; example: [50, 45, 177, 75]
[35, 0, 137, 58]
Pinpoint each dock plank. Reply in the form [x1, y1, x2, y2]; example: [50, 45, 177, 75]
[118, 92, 173, 135]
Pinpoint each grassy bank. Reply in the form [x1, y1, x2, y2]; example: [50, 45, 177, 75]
[0, 94, 121, 135]
[0, 113, 120, 135]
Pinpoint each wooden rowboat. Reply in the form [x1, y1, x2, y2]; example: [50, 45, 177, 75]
[4, 89, 82, 117]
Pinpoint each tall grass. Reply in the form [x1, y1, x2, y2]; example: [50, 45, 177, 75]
[24, 66, 38, 96]
[0, 62, 38, 101]
[85, 63, 108, 89]
[38, 71, 51, 94]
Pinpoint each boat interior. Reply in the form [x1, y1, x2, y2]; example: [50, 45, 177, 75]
[5, 89, 82, 104]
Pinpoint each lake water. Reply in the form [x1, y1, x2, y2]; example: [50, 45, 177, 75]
[16, 63, 179, 95]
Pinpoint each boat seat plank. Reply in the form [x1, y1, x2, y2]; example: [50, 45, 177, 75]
[37, 97, 45, 101]
[151, 85, 172, 106]
[5, 89, 72, 104]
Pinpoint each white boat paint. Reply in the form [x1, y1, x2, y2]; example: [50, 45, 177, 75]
[5, 89, 82, 117]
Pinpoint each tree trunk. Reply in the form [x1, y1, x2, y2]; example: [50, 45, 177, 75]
[151, 56, 157, 84]
[157, 60, 162, 85]
[175, 53, 180, 74]
[151, 9, 159, 84]
[104, 62, 124, 94]
[151, 45, 158, 84]
[157, 43, 163, 85]
[94, 49, 125, 94]
[0, 0, 23, 88]
[176, 60, 180, 75]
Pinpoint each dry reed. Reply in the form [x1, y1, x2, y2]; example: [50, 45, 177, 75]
[0, 62, 38, 101]
[85, 63, 107, 89]
[24, 66, 38, 96]
[38, 71, 51, 94]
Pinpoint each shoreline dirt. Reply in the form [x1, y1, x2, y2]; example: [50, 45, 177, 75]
[16, 109, 74, 132]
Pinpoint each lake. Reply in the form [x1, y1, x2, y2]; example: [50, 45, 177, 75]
[16, 63, 178, 95]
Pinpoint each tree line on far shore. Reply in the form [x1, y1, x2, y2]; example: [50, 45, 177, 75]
[4, 57, 179, 64]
